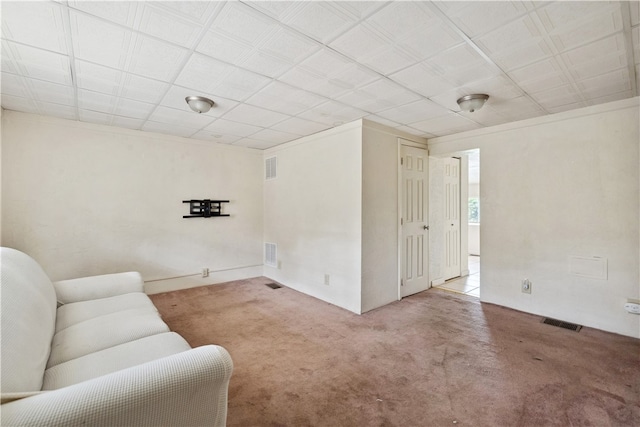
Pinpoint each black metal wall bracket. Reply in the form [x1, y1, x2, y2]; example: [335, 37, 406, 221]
[183, 199, 230, 218]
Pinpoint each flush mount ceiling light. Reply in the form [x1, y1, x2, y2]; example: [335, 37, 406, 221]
[185, 96, 215, 114]
[456, 94, 489, 113]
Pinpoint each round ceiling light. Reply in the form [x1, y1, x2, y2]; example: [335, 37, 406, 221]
[185, 96, 215, 114]
[456, 94, 489, 113]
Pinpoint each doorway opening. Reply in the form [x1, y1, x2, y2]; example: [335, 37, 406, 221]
[432, 149, 480, 298]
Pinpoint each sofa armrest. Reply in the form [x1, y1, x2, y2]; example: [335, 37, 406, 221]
[54, 272, 144, 303]
[1, 345, 233, 427]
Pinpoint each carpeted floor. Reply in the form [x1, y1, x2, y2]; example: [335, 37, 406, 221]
[150, 277, 640, 427]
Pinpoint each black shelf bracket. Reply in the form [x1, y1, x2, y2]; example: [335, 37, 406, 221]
[182, 199, 230, 218]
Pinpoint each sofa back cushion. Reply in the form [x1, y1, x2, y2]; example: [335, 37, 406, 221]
[1, 247, 57, 392]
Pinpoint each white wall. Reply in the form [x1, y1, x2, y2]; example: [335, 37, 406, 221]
[263, 122, 363, 314]
[1, 111, 264, 293]
[361, 120, 427, 312]
[429, 98, 640, 338]
[0, 108, 3, 236]
[468, 224, 480, 256]
[262, 119, 426, 314]
[468, 183, 480, 256]
[361, 124, 398, 312]
[428, 157, 445, 285]
[468, 183, 480, 198]
[459, 155, 469, 275]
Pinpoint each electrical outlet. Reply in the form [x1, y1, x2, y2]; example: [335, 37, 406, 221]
[624, 300, 640, 314]
[324, 274, 330, 286]
[522, 279, 531, 294]
[202, 268, 209, 278]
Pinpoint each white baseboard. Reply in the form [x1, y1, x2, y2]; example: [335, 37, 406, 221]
[144, 265, 264, 295]
[431, 278, 445, 286]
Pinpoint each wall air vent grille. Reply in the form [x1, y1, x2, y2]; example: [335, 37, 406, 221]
[541, 318, 582, 332]
[265, 242, 277, 267]
[265, 156, 277, 180]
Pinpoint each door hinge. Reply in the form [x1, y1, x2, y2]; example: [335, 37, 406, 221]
[401, 279, 404, 286]
[400, 157, 403, 165]
[401, 218, 403, 225]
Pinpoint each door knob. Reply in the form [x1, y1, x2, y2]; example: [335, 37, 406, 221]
[423, 225, 429, 230]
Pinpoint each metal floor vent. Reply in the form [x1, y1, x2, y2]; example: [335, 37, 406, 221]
[265, 283, 282, 289]
[541, 317, 582, 332]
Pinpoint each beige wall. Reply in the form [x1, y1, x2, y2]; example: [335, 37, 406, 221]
[428, 157, 445, 284]
[468, 183, 480, 256]
[1, 111, 264, 292]
[429, 98, 640, 338]
[5, 97, 637, 338]
[361, 121, 427, 312]
[263, 120, 426, 314]
[468, 183, 479, 198]
[263, 122, 363, 313]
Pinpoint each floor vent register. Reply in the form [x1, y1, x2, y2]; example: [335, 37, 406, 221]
[541, 317, 582, 332]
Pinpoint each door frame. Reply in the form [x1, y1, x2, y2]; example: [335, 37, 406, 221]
[428, 151, 471, 286]
[397, 138, 430, 300]
[443, 156, 462, 281]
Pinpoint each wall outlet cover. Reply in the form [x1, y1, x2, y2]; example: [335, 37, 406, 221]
[623, 302, 640, 314]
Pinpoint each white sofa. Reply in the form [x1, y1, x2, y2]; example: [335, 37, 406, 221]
[0, 247, 233, 426]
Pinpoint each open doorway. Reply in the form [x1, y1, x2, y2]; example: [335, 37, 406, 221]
[431, 149, 480, 298]
[466, 150, 480, 296]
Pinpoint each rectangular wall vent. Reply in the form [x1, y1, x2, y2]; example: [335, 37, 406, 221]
[265, 156, 277, 180]
[569, 256, 607, 279]
[541, 317, 582, 332]
[265, 242, 277, 267]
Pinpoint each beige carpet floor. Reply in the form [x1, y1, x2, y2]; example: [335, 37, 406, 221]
[150, 277, 640, 427]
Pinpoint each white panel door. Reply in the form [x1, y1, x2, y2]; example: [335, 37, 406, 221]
[401, 145, 429, 297]
[443, 157, 461, 280]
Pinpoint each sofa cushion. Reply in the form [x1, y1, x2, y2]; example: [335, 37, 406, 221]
[47, 309, 170, 368]
[43, 332, 191, 390]
[0, 247, 57, 393]
[56, 293, 157, 332]
[54, 272, 144, 304]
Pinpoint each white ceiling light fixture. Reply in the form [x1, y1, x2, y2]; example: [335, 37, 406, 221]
[185, 96, 215, 114]
[456, 94, 489, 113]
